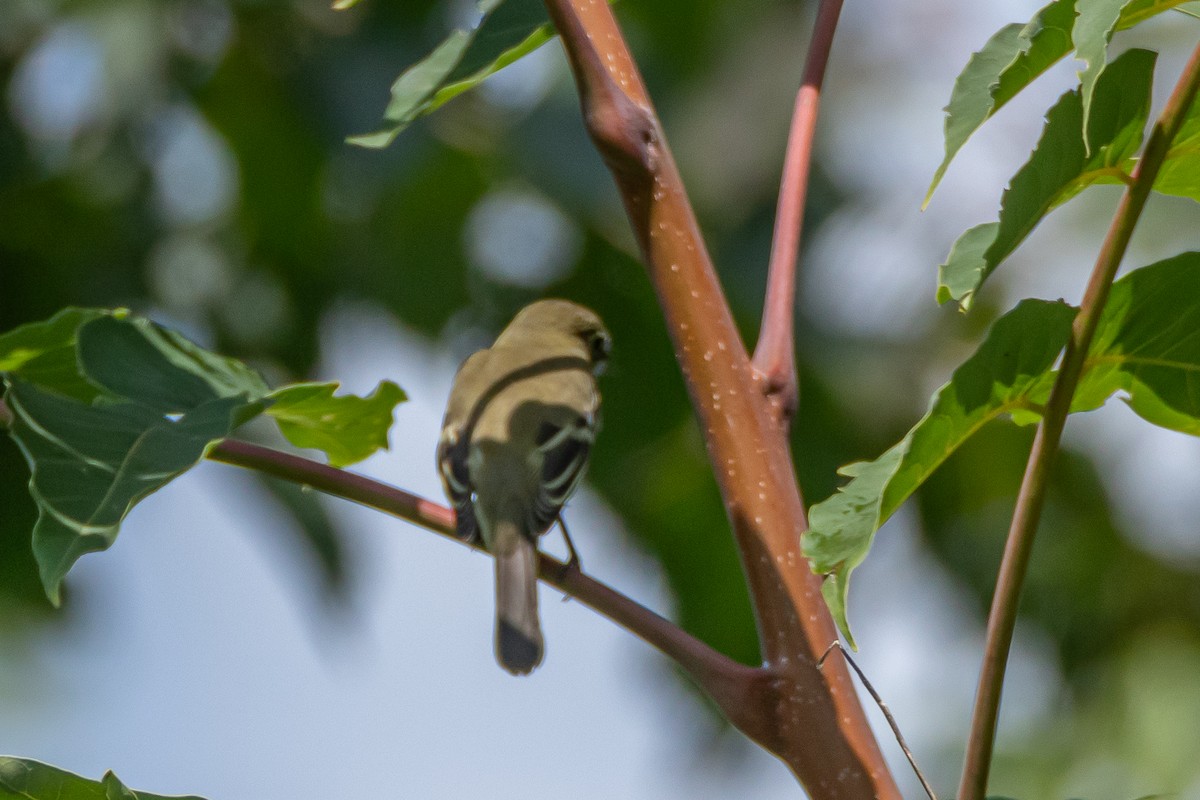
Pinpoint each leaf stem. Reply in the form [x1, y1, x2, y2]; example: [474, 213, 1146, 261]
[753, 0, 845, 421]
[957, 40, 1200, 800]
[207, 439, 771, 736]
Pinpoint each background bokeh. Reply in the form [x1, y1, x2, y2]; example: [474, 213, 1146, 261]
[3, 0, 1200, 797]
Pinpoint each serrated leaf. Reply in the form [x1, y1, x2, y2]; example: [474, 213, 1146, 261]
[349, 0, 556, 149]
[266, 380, 406, 467]
[804, 300, 1077, 642]
[6, 380, 264, 604]
[925, 0, 1076, 206]
[1153, 87, 1200, 201]
[0, 308, 115, 402]
[0, 757, 205, 800]
[925, 0, 1188, 204]
[1073, 0, 1126, 139]
[938, 48, 1155, 311]
[806, 253, 1200, 642]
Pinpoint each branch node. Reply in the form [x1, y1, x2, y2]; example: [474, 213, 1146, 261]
[752, 363, 799, 422]
[584, 93, 657, 181]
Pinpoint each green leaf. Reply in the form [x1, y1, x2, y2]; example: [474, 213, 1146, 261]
[0, 756, 205, 800]
[6, 380, 264, 604]
[348, 30, 475, 149]
[0, 308, 115, 402]
[925, 0, 1189, 204]
[1, 310, 407, 600]
[266, 380, 407, 467]
[925, 0, 1076, 206]
[1073, 0, 1126, 140]
[1153, 87, 1200, 202]
[804, 300, 1077, 642]
[78, 316, 269, 410]
[806, 252, 1200, 641]
[349, 0, 560, 149]
[1077, 251, 1200, 433]
[935, 222, 999, 306]
[938, 48, 1155, 311]
[2, 314, 271, 602]
[1118, 0, 1196, 26]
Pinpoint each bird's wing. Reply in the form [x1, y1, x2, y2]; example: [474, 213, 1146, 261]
[529, 410, 596, 535]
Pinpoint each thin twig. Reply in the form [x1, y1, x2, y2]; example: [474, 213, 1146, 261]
[819, 642, 938, 800]
[207, 438, 770, 736]
[957, 40, 1200, 800]
[752, 0, 845, 421]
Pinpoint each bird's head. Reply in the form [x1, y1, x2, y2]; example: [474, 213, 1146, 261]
[501, 299, 611, 374]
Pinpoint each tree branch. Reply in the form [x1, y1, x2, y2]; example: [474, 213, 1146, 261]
[752, 0, 845, 422]
[207, 438, 774, 739]
[957, 40, 1200, 800]
[542, 1, 898, 796]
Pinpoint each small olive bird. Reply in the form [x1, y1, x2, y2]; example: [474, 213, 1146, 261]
[437, 300, 610, 675]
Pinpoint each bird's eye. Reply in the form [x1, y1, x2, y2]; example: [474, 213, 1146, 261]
[588, 331, 611, 371]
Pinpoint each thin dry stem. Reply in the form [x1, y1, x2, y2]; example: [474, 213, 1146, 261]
[819, 642, 937, 800]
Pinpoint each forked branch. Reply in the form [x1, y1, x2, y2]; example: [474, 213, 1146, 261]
[542, 1, 899, 796]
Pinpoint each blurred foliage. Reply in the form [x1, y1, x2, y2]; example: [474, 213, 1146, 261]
[2, 1, 1200, 794]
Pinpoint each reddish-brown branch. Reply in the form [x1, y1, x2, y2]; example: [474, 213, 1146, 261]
[957, 40, 1200, 800]
[542, 1, 898, 796]
[753, 0, 845, 422]
[207, 438, 774, 738]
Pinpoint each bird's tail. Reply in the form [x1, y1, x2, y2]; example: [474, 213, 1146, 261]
[493, 523, 543, 675]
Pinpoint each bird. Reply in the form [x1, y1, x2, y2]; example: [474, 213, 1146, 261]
[437, 299, 610, 675]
